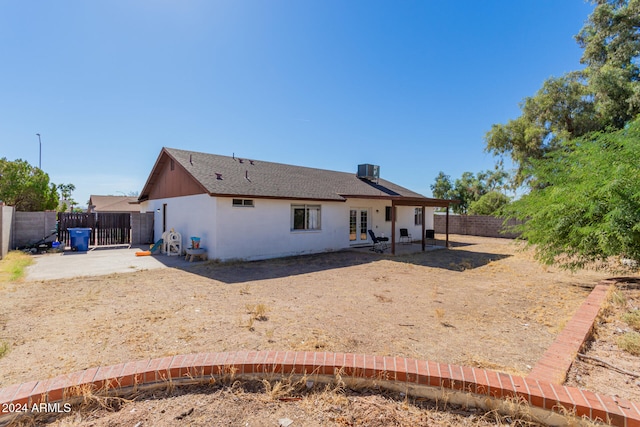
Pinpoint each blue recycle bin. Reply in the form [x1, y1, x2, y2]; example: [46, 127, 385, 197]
[69, 228, 92, 252]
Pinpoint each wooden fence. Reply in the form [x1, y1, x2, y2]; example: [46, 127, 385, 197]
[58, 212, 131, 246]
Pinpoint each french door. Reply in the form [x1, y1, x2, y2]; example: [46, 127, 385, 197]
[349, 208, 369, 244]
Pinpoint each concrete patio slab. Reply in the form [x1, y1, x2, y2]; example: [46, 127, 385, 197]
[25, 247, 200, 281]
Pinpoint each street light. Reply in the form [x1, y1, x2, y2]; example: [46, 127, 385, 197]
[36, 133, 41, 169]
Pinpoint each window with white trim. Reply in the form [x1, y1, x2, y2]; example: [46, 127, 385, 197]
[291, 204, 321, 230]
[233, 199, 254, 207]
[385, 206, 392, 222]
[414, 207, 422, 225]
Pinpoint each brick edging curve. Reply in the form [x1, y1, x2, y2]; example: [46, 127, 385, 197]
[1, 350, 638, 426]
[1, 282, 638, 426]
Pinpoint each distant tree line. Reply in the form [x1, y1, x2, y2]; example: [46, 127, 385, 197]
[430, 169, 510, 215]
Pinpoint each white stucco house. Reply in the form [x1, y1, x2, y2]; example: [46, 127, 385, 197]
[138, 147, 454, 261]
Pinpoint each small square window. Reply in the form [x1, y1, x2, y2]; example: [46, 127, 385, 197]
[233, 199, 254, 207]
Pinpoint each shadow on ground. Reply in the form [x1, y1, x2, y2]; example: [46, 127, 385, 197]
[161, 239, 511, 284]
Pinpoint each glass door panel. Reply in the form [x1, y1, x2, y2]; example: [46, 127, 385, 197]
[349, 210, 357, 241]
[360, 210, 368, 240]
[349, 208, 369, 243]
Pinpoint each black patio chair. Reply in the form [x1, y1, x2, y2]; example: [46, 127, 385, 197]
[368, 230, 389, 253]
[425, 229, 436, 246]
[399, 228, 412, 244]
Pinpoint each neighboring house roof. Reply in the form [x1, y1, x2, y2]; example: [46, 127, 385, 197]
[139, 147, 449, 206]
[89, 195, 139, 212]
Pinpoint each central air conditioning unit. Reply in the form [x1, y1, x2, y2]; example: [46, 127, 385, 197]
[357, 164, 380, 181]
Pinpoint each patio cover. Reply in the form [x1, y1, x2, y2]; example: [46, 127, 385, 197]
[390, 197, 455, 255]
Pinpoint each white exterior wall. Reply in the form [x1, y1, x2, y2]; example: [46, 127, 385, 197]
[393, 205, 435, 241]
[141, 195, 436, 261]
[140, 194, 217, 254]
[343, 199, 434, 243]
[214, 198, 348, 261]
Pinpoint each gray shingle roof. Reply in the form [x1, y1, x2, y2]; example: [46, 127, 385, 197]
[89, 195, 139, 212]
[160, 147, 428, 201]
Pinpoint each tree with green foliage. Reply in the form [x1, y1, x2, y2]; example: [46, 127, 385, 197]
[0, 158, 59, 211]
[431, 168, 510, 215]
[468, 191, 510, 216]
[57, 183, 76, 212]
[430, 171, 453, 200]
[485, 0, 640, 186]
[502, 117, 640, 270]
[576, 0, 640, 129]
[485, 73, 601, 186]
[451, 172, 485, 214]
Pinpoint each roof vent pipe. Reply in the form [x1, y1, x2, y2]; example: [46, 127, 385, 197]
[189, 154, 193, 165]
[215, 173, 223, 180]
[245, 170, 250, 181]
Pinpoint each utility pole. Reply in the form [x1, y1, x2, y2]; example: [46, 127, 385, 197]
[36, 133, 42, 169]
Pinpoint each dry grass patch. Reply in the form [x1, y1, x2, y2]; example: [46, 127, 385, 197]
[617, 331, 640, 355]
[621, 309, 640, 331]
[15, 375, 589, 427]
[246, 303, 269, 321]
[0, 340, 9, 359]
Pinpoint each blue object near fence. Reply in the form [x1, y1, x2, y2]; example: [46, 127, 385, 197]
[69, 228, 92, 252]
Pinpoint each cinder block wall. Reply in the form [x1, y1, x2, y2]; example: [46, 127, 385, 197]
[434, 214, 522, 238]
[0, 206, 15, 259]
[12, 211, 58, 248]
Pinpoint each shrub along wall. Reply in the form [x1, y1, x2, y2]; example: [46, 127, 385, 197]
[434, 214, 522, 239]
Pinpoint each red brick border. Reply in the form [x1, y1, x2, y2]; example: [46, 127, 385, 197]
[1, 350, 638, 426]
[528, 284, 611, 384]
[2, 281, 638, 426]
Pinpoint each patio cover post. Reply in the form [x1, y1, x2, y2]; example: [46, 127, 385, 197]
[446, 208, 450, 247]
[421, 205, 425, 252]
[391, 202, 396, 255]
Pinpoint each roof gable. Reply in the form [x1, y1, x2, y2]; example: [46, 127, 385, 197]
[139, 147, 431, 203]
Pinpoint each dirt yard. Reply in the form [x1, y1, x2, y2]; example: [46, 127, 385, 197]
[1, 235, 637, 425]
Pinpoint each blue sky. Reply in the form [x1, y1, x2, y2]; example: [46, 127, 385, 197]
[1, 1, 594, 207]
